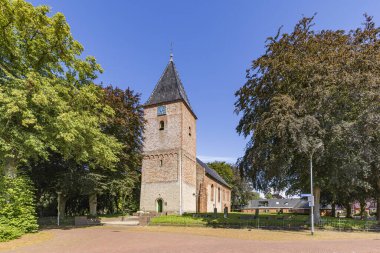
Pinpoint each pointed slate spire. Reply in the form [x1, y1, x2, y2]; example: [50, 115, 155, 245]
[145, 57, 196, 118]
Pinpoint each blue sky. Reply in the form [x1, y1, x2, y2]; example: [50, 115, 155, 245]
[30, 0, 380, 163]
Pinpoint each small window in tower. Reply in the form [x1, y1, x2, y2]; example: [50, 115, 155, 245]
[189, 126, 191, 136]
[160, 159, 163, 167]
[159, 121, 164, 130]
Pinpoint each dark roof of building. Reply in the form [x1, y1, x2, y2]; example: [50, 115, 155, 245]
[145, 57, 196, 118]
[243, 198, 309, 209]
[196, 158, 230, 188]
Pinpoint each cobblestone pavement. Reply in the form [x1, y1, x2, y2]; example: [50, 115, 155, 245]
[2, 226, 380, 253]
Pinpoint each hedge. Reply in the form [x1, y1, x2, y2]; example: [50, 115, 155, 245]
[0, 176, 38, 241]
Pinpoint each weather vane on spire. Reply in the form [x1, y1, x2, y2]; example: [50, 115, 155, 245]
[170, 42, 173, 61]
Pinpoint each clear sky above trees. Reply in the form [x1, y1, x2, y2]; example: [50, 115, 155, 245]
[28, 0, 380, 163]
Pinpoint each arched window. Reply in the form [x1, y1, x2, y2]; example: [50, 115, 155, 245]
[159, 159, 163, 167]
[159, 121, 164, 130]
[211, 184, 214, 201]
[189, 126, 191, 136]
[218, 188, 221, 202]
[223, 189, 225, 201]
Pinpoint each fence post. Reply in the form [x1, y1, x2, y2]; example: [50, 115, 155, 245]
[338, 218, 341, 231]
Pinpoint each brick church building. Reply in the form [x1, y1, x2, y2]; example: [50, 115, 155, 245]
[139, 55, 231, 214]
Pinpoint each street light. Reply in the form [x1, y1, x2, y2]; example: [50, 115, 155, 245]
[310, 142, 323, 236]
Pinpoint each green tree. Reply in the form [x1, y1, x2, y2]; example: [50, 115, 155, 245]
[0, 0, 122, 177]
[207, 161, 255, 208]
[207, 161, 234, 185]
[251, 191, 261, 200]
[235, 15, 379, 223]
[100, 86, 144, 214]
[264, 193, 273, 199]
[28, 87, 145, 216]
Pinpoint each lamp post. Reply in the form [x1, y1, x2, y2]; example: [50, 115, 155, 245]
[310, 142, 322, 236]
[57, 191, 62, 226]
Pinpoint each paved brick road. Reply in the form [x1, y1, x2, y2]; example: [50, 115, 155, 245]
[2, 227, 380, 253]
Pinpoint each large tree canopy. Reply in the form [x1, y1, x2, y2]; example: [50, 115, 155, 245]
[99, 86, 144, 214]
[235, 15, 380, 222]
[0, 0, 122, 176]
[0, 0, 146, 239]
[28, 86, 145, 217]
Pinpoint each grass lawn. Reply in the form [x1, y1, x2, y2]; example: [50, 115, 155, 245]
[150, 212, 378, 231]
[150, 213, 308, 228]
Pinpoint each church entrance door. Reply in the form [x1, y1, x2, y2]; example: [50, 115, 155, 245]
[157, 199, 163, 213]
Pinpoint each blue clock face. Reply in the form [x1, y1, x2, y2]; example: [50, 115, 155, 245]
[157, 105, 166, 116]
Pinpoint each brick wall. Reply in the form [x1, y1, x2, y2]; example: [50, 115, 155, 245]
[196, 163, 231, 213]
[142, 152, 178, 183]
[203, 175, 231, 213]
[143, 103, 182, 152]
[140, 181, 180, 212]
[140, 101, 197, 213]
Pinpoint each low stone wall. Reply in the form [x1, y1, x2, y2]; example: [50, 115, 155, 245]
[74, 216, 100, 226]
[38, 216, 74, 226]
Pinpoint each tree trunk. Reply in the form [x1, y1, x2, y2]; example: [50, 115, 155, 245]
[89, 193, 97, 216]
[58, 196, 67, 218]
[345, 202, 352, 218]
[377, 196, 380, 224]
[331, 202, 336, 217]
[255, 208, 259, 218]
[3, 158, 17, 178]
[114, 196, 119, 214]
[359, 199, 366, 220]
[313, 185, 321, 223]
[377, 179, 380, 224]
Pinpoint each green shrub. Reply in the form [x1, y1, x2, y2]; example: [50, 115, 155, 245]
[0, 176, 38, 241]
[0, 225, 24, 242]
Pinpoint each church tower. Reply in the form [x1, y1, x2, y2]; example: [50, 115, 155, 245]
[140, 55, 197, 214]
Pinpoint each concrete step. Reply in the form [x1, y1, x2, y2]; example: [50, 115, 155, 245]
[124, 216, 139, 221]
[101, 216, 140, 226]
[101, 216, 139, 222]
[101, 220, 139, 226]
